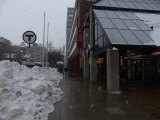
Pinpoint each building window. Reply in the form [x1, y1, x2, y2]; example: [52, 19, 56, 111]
[86, 0, 97, 2]
[68, 9, 74, 13]
[68, 14, 73, 17]
[95, 40, 98, 50]
[94, 20, 105, 51]
[95, 23, 98, 40]
[98, 25, 102, 38]
[98, 36, 104, 48]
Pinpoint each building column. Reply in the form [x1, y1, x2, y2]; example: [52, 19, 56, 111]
[90, 9, 97, 82]
[107, 49, 119, 92]
[80, 49, 83, 76]
[127, 50, 132, 80]
[83, 22, 90, 80]
[142, 57, 145, 83]
[84, 57, 90, 79]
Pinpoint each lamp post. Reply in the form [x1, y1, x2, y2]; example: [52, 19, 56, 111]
[46, 22, 49, 67]
[42, 12, 46, 67]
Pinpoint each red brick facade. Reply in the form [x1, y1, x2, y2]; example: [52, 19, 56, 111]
[67, 0, 101, 76]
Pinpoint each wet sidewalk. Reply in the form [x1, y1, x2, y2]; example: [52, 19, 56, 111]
[48, 77, 156, 120]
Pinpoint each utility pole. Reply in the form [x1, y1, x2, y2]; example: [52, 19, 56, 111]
[42, 12, 46, 67]
[46, 22, 49, 67]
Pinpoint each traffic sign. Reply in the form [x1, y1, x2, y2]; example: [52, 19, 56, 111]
[23, 31, 37, 44]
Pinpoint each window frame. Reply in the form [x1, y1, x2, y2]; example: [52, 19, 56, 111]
[86, 0, 97, 2]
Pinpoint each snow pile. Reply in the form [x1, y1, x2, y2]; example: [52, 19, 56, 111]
[134, 13, 160, 46]
[0, 60, 63, 120]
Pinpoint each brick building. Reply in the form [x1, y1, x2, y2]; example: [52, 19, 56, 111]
[66, 7, 75, 68]
[66, 0, 100, 76]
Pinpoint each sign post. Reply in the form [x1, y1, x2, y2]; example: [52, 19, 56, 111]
[22, 31, 37, 65]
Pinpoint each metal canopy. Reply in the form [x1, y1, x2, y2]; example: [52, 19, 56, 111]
[93, 0, 160, 12]
[93, 9, 155, 47]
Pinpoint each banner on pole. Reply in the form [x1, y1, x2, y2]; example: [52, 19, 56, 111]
[77, 27, 83, 48]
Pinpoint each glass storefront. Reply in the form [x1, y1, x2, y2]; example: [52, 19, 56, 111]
[144, 58, 158, 83]
[121, 57, 160, 83]
[96, 57, 104, 76]
[94, 18, 107, 51]
[93, 14, 160, 83]
[126, 59, 142, 82]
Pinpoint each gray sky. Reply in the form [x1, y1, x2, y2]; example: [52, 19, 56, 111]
[0, 0, 75, 47]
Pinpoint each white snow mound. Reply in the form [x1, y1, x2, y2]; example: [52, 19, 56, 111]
[0, 60, 64, 120]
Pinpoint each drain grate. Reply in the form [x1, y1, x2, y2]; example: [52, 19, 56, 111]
[106, 108, 126, 115]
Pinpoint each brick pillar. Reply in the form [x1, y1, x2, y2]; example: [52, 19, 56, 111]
[107, 49, 119, 92]
[83, 22, 90, 80]
[90, 9, 97, 82]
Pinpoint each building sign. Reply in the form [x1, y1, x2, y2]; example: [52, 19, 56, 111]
[124, 50, 142, 58]
[155, 46, 160, 52]
[23, 31, 37, 47]
[124, 49, 153, 58]
[77, 27, 83, 48]
[152, 46, 160, 55]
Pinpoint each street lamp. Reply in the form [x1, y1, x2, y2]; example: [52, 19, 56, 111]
[46, 22, 49, 67]
[42, 12, 46, 67]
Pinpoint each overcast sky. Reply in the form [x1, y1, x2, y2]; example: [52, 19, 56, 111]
[0, 0, 75, 47]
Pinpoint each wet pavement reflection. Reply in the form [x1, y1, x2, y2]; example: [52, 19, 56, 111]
[48, 77, 158, 120]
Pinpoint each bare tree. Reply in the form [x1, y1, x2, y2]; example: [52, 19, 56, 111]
[48, 43, 65, 67]
[59, 44, 66, 56]
[0, 39, 12, 59]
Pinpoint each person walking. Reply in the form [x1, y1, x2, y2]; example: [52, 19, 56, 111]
[80, 67, 83, 78]
[64, 67, 68, 77]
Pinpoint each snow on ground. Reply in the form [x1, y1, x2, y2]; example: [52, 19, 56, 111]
[0, 60, 63, 120]
[134, 13, 160, 46]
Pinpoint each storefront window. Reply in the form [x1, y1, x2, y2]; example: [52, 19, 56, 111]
[95, 23, 98, 40]
[104, 37, 109, 47]
[98, 24, 102, 38]
[95, 40, 98, 50]
[95, 17, 98, 24]
[94, 20, 105, 51]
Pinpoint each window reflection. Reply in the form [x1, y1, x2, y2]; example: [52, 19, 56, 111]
[98, 36, 104, 48]
[98, 24, 102, 38]
[95, 40, 98, 50]
[94, 20, 105, 51]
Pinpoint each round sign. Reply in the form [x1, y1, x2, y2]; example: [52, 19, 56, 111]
[23, 31, 37, 44]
